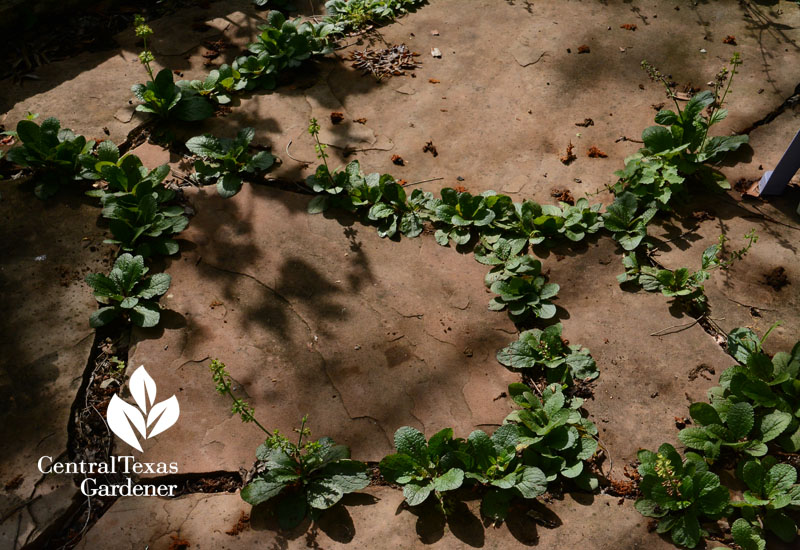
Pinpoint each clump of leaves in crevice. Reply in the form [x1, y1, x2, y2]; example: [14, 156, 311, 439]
[487, 255, 560, 322]
[186, 127, 275, 198]
[617, 230, 757, 315]
[232, 11, 334, 92]
[4, 116, 95, 199]
[496, 323, 598, 385]
[615, 54, 748, 212]
[85, 253, 171, 328]
[85, 144, 188, 256]
[210, 360, 369, 529]
[130, 15, 214, 123]
[324, 0, 426, 33]
[635, 443, 730, 549]
[505, 383, 599, 491]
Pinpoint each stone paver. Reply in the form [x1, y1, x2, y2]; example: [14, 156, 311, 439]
[0, 186, 107, 549]
[76, 488, 679, 550]
[1, 0, 799, 548]
[124, 183, 519, 468]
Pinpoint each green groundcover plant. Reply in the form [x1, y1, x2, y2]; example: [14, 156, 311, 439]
[635, 443, 730, 549]
[210, 360, 369, 529]
[85, 254, 171, 328]
[186, 127, 275, 198]
[4, 117, 94, 199]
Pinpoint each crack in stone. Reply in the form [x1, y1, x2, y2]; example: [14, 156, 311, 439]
[738, 80, 800, 134]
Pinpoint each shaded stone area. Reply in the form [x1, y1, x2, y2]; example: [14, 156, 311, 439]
[75, 488, 679, 550]
[0, 186, 109, 548]
[124, 184, 518, 467]
[0, 0, 798, 548]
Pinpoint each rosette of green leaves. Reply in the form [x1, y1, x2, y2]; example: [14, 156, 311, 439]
[464, 425, 548, 521]
[495, 198, 603, 246]
[706, 327, 800, 453]
[323, 0, 424, 31]
[487, 257, 559, 321]
[85, 253, 171, 328]
[236, 11, 333, 91]
[87, 152, 188, 256]
[131, 68, 214, 122]
[635, 443, 730, 549]
[504, 383, 598, 489]
[602, 192, 657, 251]
[178, 65, 246, 105]
[429, 188, 496, 246]
[678, 397, 791, 460]
[5, 117, 95, 199]
[364, 177, 425, 238]
[474, 235, 527, 267]
[483, 253, 541, 286]
[241, 434, 369, 529]
[186, 128, 275, 198]
[649, 91, 748, 166]
[613, 152, 687, 210]
[729, 457, 800, 545]
[496, 323, 598, 385]
[379, 426, 470, 506]
[306, 161, 354, 212]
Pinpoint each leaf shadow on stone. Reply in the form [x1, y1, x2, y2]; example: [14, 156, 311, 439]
[248, 491, 379, 543]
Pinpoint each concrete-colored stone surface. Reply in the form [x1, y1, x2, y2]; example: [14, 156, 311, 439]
[1, 0, 799, 548]
[123, 183, 519, 468]
[186, 0, 800, 203]
[542, 237, 735, 476]
[0, 185, 107, 549]
[77, 488, 679, 550]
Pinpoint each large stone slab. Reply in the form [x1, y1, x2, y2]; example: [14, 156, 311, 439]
[0, 185, 107, 549]
[122, 184, 518, 470]
[183, 0, 800, 202]
[77, 488, 679, 550]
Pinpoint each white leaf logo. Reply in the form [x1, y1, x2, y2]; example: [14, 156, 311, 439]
[107, 365, 180, 452]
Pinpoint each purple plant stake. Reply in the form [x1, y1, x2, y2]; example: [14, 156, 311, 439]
[758, 127, 800, 196]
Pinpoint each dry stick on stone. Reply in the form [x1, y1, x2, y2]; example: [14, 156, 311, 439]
[403, 177, 444, 187]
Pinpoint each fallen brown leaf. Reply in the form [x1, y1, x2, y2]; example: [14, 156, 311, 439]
[330, 112, 345, 124]
[423, 140, 439, 157]
[391, 154, 405, 166]
[620, 23, 637, 31]
[560, 142, 577, 164]
[588, 146, 608, 158]
[577, 45, 590, 54]
[429, 78, 440, 84]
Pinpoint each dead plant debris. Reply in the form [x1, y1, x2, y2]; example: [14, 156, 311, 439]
[429, 78, 440, 84]
[353, 118, 367, 124]
[723, 35, 737, 45]
[577, 45, 591, 54]
[688, 363, 715, 381]
[4, 474, 24, 491]
[575, 118, 594, 127]
[330, 112, 345, 124]
[453, 185, 468, 193]
[350, 44, 421, 79]
[168, 535, 191, 550]
[391, 154, 405, 166]
[765, 266, 789, 291]
[587, 146, 608, 158]
[620, 23, 637, 31]
[691, 210, 716, 222]
[551, 188, 575, 205]
[225, 512, 250, 536]
[674, 416, 691, 429]
[423, 140, 439, 157]
[560, 142, 577, 165]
